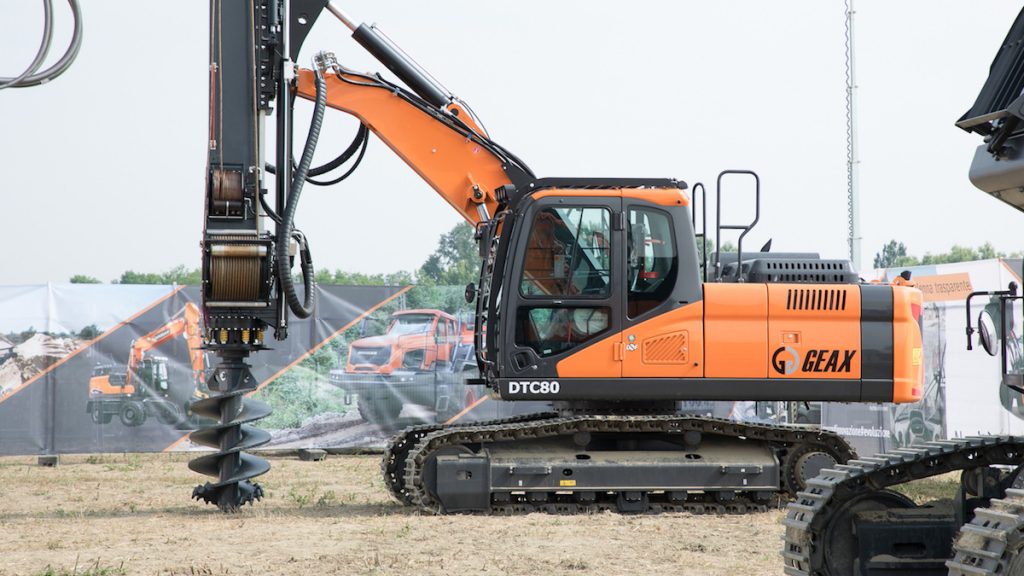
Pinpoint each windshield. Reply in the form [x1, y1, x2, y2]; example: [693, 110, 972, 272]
[388, 314, 434, 336]
[520, 206, 611, 297]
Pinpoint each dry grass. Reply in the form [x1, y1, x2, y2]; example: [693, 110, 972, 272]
[0, 453, 790, 575]
[0, 453, 963, 576]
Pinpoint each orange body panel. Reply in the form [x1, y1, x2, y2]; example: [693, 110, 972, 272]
[545, 281, 923, 404]
[532, 188, 689, 207]
[892, 286, 924, 403]
[623, 302, 704, 378]
[703, 284, 769, 378]
[766, 285, 861, 380]
[296, 69, 505, 225]
[555, 331, 622, 378]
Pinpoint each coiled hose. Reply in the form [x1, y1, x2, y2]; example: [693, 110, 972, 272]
[275, 68, 325, 319]
[0, 0, 83, 90]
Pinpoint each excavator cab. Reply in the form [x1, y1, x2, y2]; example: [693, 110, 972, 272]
[136, 357, 171, 397]
[478, 179, 702, 393]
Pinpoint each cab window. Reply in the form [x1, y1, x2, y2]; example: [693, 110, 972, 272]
[520, 207, 611, 298]
[515, 306, 611, 358]
[627, 207, 676, 318]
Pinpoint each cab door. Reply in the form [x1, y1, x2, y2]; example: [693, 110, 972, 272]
[621, 201, 704, 378]
[502, 195, 623, 380]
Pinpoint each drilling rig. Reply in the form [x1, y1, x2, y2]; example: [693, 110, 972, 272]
[184, 1, 929, 515]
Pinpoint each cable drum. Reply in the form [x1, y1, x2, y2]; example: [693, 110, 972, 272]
[204, 235, 271, 303]
[209, 255, 262, 301]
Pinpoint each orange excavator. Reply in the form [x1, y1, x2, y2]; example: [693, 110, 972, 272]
[11, 3, 1020, 571]
[87, 302, 208, 427]
[184, 1, 928, 514]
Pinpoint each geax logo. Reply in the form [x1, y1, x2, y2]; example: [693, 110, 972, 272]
[772, 347, 856, 375]
[771, 346, 800, 375]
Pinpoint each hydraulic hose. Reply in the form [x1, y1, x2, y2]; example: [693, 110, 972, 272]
[0, 0, 83, 90]
[0, 0, 52, 90]
[265, 123, 368, 179]
[276, 69, 326, 319]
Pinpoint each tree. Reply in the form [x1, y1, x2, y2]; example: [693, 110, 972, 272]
[77, 324, 101, 340]
[311, 269, 413, 286]
[116, 266, 201, 285]
[920, 242, 998, 265]
[417, 222, 480, 286]
[69, 274, 101, 284]
[873, 240, 918, 268]
[873, 240, 1018, 268]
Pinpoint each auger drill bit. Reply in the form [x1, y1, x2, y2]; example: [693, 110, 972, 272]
[188, 350, 271, 511]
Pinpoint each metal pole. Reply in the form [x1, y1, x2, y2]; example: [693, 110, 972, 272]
[846, 0, 862, 272]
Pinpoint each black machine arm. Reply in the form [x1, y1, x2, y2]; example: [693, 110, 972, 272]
[195, 0, 474, 512]
[195, 0, 334, 512]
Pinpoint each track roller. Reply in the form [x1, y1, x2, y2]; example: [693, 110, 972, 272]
[188, 351, 272, 511]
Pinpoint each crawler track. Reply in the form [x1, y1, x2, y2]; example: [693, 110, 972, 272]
[386, 415, 855, 515]
[782, 435, 1024, 576]
[947, 488, 1024, 575]
[381, 412, 557, 504]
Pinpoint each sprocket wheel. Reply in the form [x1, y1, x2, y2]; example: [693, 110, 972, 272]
[782, 443, 840, 497]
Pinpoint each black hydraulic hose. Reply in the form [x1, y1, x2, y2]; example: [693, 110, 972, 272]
[265, 123, 367, 179]
[276, 70, 326, 319]
[309, 124, 368, 176]
[305, 133, 368, 186]
[0, 0, 52, 90]
[0, 0, 82, 89]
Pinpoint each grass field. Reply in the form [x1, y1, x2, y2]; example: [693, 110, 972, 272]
[0, 453, 959, 576]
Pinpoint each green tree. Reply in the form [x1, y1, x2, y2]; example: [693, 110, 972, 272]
[311, 268, 413, 286]
[873, 240, 919, 268]
[920, 242, 998, 265]
[116, 266, 201, 285]
[873, 240, 1019, 268]
[69, 274, 101, 284]
[417, 222, 480, 286]
[77, 324, 101, 339]
[116, 270, 164, 284]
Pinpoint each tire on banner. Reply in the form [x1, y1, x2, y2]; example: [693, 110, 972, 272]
[357, 395, 401, 428]
[119, 401, 146, 427]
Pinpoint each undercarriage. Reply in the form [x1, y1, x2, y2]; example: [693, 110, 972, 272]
[382, 412, 855, 515]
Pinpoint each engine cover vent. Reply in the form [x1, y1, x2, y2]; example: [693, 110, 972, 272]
[730, 258, 859, 284]
[786, 288, 848, 311]
[642, 331, 689, 364]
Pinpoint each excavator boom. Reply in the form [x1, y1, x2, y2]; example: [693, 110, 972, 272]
[295, 68, 507, 225]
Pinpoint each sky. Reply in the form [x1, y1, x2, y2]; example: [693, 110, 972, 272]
[1, 0, 1022, 283]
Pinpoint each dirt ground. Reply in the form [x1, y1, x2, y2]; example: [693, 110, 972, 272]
[0, 453, 799, 576]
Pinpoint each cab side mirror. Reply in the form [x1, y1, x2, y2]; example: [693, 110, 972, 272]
[978, 311, 999, 357]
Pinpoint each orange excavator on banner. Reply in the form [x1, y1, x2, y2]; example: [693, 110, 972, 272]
[87, 302, 208, 427]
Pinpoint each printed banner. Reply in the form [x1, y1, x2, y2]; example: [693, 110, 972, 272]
[0, 284, 405, 455]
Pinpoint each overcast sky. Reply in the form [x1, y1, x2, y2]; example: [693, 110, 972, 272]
[1, 1, 1021, 283]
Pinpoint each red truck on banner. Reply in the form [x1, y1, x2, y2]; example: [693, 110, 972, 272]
[330, 309, 479, 427]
